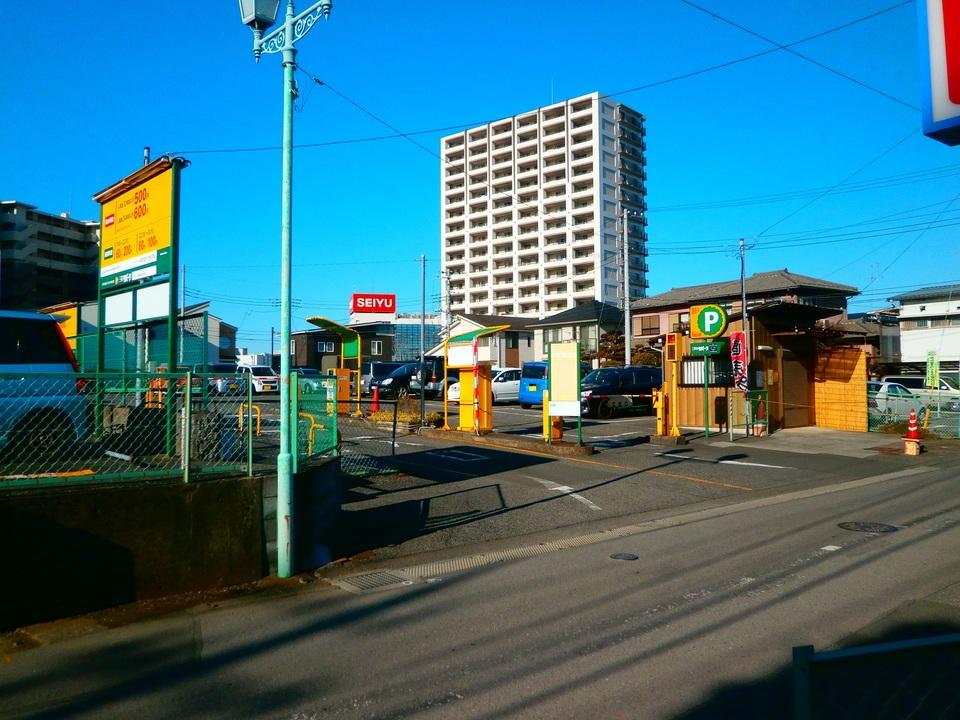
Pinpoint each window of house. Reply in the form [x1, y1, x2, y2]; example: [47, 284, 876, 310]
[316, 341, 335, 353]
[679, 355, 733, 387]
[370, 340, 383, 356]
[640, 315, 660, 335]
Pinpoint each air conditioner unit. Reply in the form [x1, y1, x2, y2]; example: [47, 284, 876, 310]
[673, 322, 689, 334]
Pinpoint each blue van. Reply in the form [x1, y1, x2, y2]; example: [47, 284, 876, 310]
[518, 361, 592, 409]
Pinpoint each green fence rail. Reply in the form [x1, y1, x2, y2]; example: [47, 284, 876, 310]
[0, 370, 253, 490]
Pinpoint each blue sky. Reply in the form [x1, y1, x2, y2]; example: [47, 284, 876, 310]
[3, 1, 958, 351]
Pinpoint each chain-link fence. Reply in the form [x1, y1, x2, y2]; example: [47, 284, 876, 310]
[0, 370, 404, 490]
[868, 405, 960, 438]
[0, 371, 251, 489]
[793, 634, 960, 719]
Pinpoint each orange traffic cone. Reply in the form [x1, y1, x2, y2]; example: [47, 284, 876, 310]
[906, 408, 920, 440]
[371, 385, 380, 413]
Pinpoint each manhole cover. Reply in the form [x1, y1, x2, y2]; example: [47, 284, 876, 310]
[610, 552, 639, 561]
[837, 521, 899, 534]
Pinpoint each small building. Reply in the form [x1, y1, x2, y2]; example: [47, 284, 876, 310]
[887, 284, 960, 381]
[427, 313, 536, 368]
[634, 270, 868, 432]
[525, 300, 624, 362]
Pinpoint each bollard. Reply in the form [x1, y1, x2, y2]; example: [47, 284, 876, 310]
[551, 416, 564, 441]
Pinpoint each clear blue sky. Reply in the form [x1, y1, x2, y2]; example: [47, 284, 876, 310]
[3, 1, 957, 351]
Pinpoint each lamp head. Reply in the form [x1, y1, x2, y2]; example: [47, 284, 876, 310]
[238, 0, 280, 31]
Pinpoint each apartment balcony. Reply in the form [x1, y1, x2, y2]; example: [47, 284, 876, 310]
[445, 221, 465, 233]
[516, 132, 538, 149]
[573, 264, 595, 277]
[445, 165, 465, 179]
[570, 131, 593, 147]
[492, 152, 512, 168]
[492, 120, 512, 137]
[468, 173, 487, 188]
[542, 143, 566, 159]
[542, 173, 567, 189]
[617, 108, 645, 132]
[516, 164, 538, 179]
[544, 253, 567, 266]
[573, 284, 595, 295]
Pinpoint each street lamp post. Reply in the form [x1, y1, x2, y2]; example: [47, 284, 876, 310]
[239, 0, 332, 578]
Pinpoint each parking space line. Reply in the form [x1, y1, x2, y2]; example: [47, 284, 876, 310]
[528, 476, 602, 511]
[654, 451, 793, 470]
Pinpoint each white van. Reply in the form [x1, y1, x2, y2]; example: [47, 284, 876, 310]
[881, 375, 960, 411]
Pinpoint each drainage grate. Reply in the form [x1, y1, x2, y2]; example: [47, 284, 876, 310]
[837, 521, 899, 534]
[328, 571, 413, 594]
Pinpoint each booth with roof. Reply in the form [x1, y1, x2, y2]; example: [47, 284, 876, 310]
[305, 316, 360, 413]
[443, 325, 509, 433]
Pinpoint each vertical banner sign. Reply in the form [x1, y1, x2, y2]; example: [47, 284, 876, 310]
[926, 349, 940, 389]
[548, 341, 582, 418]
[919, 0, 960, 144]
[729, 331, 748, 391]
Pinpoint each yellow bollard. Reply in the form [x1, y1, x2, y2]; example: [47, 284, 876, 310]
[542, 389, 550, 442]
[654, 389, 665, 436]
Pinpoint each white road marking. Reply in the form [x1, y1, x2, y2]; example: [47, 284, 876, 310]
[425, 449, 487, 462]
[821, 545, 842, 552]
[654, 451, 793, 470]
[528, 476, 602, 511]
[590, 431, 638, 439]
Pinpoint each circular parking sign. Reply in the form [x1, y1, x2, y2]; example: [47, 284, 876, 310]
[692, 304, 729, 338]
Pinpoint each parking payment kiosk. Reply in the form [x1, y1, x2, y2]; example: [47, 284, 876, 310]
[442, 325, 509, 433]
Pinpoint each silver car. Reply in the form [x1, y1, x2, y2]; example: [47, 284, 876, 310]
[0, 310, 89, 456]
[867, 381, 927, 420]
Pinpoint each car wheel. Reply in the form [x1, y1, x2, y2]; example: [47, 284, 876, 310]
[597, 401, 613, 420]
[14, 410, 73, 460]
[521, 403, 531, 410]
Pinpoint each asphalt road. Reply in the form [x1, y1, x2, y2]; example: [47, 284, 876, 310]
[5, 460, 959, 719]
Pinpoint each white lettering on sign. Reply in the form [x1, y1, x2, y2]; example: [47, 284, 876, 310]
[349, 293, 397, 313]
[704, 310, 721, 331]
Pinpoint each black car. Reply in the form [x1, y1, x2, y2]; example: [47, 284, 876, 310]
[580, 365, 663, 419]
[368, 362, 420, 399]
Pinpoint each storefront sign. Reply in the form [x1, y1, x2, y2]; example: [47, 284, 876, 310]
[349, 293, 396, 313]
[729, 331, 748, 391]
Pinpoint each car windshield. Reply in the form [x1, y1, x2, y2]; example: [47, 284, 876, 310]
[388, 364, 417, 378]
[583, 369, 622, 384]
[250, 367, 274, 376]
[867, 382, 881, 392]
[521, 364, 546, 379]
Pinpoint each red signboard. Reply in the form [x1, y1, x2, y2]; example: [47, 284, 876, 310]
[919, 0, 960, 144]
[729, 331, 748, 391]
[349, 293, 396, 314]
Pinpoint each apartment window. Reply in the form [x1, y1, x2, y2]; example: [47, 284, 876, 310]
[316, 341, 335, 353]
[370, 340, 383, 356]
[639, 315, 660, 335]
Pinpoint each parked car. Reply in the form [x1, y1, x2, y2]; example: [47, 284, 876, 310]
[0, 310, 89, 456]
[448, 368, 523, 404]
[194, 362, 245, 395]
[368, 362, 420, 399]
[868, 381, 928, 419]
[881, 375, 960, 411]
[518, 360, 592, 409]
[410, 356, 458, 399]
[360, 361, 406, 396]
[237, 364, 280, 394]
[293, 367, 326, 394]
[580, 365, 663, 418]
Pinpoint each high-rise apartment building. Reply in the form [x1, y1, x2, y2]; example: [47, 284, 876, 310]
[0, 200, 100, 310]
[440, 91, 648, 320]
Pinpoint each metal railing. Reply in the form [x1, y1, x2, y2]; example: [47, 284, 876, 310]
[793, 634, 960, 718]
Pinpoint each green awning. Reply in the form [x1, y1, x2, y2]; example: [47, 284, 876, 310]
[447, 324, 511, 344]
[306, 316, 360, 357]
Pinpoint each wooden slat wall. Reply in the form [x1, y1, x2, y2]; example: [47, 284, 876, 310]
[814, 346, 867, 431]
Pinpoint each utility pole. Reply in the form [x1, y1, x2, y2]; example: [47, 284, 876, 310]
[270, 326, 274, 360]
[623, 207, 632, 365]
[739, 238, 749, 363]
[419, 254, 426, 426]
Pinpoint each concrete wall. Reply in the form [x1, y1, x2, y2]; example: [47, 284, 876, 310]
[0, 476, 264, 631]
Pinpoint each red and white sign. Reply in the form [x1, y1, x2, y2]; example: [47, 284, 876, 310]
[920, 0, 960, 144]
[349, 293, 396, 314]
[729, 331, 748, 392]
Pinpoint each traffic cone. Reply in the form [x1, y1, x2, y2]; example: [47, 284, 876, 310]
[906, 407, 920, 440]
[371, 385, 380, 413]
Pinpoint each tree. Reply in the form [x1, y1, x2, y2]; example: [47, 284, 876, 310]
[598, 331, 625, 366]
[633, 346, 662, 367]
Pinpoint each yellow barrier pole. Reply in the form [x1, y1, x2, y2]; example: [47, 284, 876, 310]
[542, 389, 550, 442]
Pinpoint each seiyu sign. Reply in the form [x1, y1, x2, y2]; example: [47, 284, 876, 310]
[919, 0, 960, 145]
[349, 293, 396, 314]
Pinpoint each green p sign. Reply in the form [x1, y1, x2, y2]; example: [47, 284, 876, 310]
[691, 304, 729, 339]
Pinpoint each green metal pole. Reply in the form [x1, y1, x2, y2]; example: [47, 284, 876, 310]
[291, 370, 299, 475]
[276, 2, 296, 579]
[183, 371, 192, 484]
[703, 356, 710, 439]
[247, 375, 254, 476]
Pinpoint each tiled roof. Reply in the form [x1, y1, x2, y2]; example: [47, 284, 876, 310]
[889, 284, 960, 303]
[631, 269, 858, 310]
[458, 313, 534, 332]
[525, 300, 624, 328]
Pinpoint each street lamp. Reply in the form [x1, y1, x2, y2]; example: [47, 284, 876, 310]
[239, 0, 332, 579]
